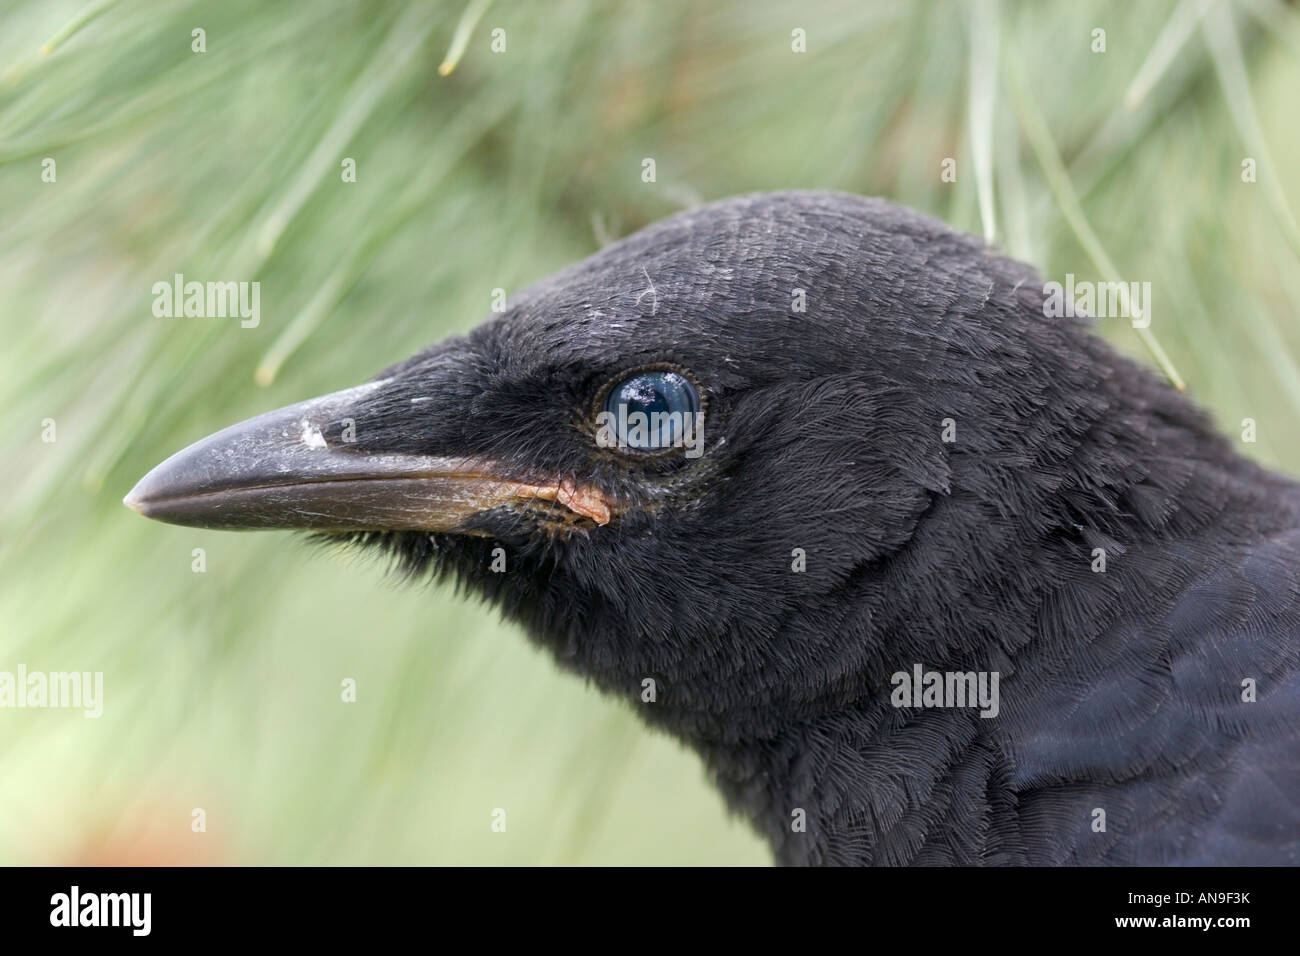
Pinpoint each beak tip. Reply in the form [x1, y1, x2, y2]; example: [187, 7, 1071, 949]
[123, 477, 156, 516]
[122, 488, 145, 515]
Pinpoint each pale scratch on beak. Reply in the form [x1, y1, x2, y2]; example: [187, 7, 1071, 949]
[300, 420, 327, 449]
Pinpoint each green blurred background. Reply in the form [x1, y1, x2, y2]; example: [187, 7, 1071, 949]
[1, 0, 1298, 865]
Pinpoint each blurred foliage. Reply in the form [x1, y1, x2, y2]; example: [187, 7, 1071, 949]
[1, 0, 1298, 864]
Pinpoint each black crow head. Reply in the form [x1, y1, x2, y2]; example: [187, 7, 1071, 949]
[126, 191, 1239, 744]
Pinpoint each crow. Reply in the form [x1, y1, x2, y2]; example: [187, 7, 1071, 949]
[125, 191, 1300, 866]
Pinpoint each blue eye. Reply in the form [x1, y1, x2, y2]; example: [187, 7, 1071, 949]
[601, 370, 701, 452]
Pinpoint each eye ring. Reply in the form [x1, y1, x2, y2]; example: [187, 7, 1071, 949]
[592, 364, 705, 457]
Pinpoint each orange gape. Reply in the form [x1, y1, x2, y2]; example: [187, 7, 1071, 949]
[555, 478, 612, 526]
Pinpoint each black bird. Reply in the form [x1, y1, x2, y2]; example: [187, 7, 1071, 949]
[125, 192, 1300, 865]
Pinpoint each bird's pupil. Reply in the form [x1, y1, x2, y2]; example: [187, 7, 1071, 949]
[604, 371, 699, 451]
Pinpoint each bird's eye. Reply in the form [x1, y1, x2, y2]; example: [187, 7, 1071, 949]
[600, 370, 701, 452]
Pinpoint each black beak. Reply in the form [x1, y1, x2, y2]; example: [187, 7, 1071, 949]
[124, 381, 611, 532]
